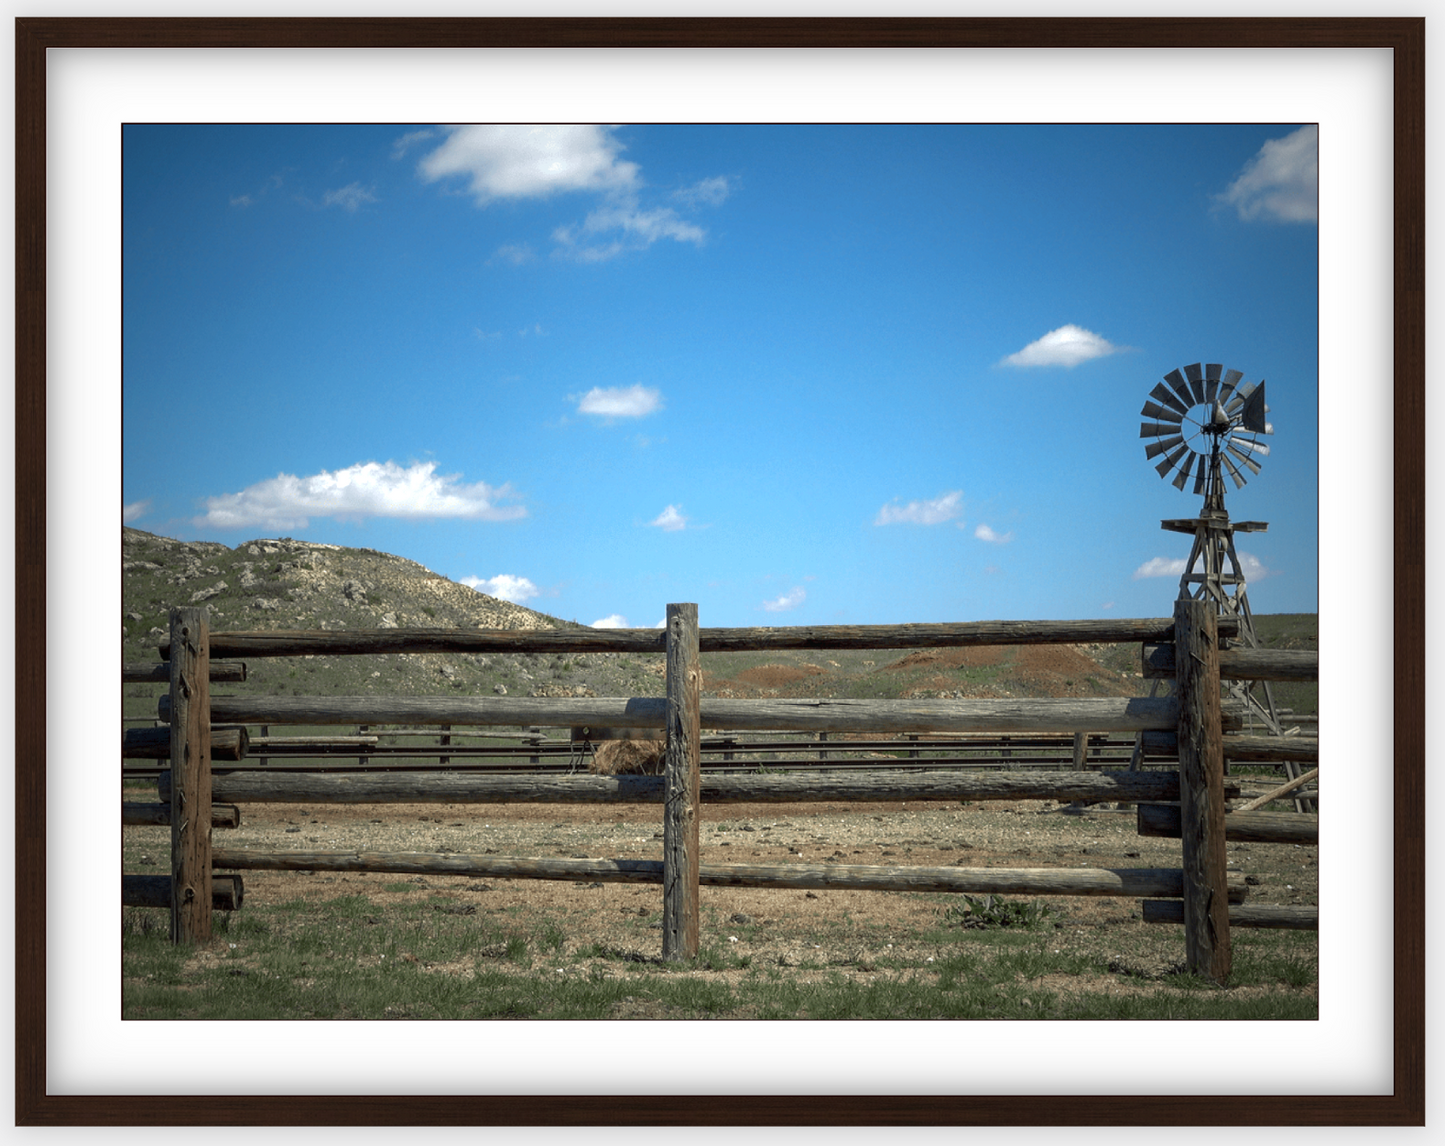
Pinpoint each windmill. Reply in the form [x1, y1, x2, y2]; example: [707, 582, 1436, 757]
[1136, 362, 1309, 806]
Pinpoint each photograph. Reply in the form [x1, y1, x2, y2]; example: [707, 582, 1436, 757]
[118, 119, 1323, 1019]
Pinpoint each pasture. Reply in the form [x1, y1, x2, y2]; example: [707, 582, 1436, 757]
[122, 789, 1318, 1020]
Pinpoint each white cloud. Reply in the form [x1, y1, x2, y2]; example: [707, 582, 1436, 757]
[416, 125, 639, 205]
[874, 490, 963, 527]
[323, 182, 378, 211]
[551, 197, 706, 263]
[974, 523, 1014, 544]
[761, 587, 807, 613]
[490, 243, 535, 266]
[1234, 551, 1272, 582]
[649, 505, 688, 532]
[195, 460, 525, 531]
[577, 384, 663, 419]
[1133, 551, 1271, 582]
[674, 176, 731, 208]
[1217, 125, 1318, 224]
[123, 500, 149, 524]
[414, 125, 722, 262]
[229, 194, 253, 208]
[1133, 556, 1188, 580]
[461, 574, 539, 604]
[391, 128, 435, 160]
[1000, 324, 1125, 368]
[591, 614, 630, 629]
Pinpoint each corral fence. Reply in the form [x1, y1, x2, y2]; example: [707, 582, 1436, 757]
[122, 602, 1319, 984]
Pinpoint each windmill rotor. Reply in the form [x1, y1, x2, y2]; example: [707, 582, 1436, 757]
[1140, 362, 1273, 502]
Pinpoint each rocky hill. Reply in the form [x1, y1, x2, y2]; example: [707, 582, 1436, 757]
[122, 526, 1314, 718]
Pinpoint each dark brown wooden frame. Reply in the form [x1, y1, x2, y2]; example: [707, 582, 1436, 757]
[14, 16, 1424, 1127]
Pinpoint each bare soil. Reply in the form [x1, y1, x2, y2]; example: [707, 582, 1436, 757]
[127, 793, 1319, 988]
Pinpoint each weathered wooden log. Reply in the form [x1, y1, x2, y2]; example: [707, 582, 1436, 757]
[168, 608, 213, 944]
[123, 801, 240, 829]
[162, 616, 1240, 660]
[1141, 900, 1316, 930]
[167, 692, 1201, 736]
[124, 873, 242, 911]
[1135, 803, 1318, 845]
[210, 847, 1248, 901]
[1233, 767, 1320, 814]
[124, 726, 247, 760]
[1174, 600, 1231, 983]
[662, 603, 701, 961]
[164, 768, 1232, 806]
[123, 660, 246, 683]
[1142, 644, 1318, 683]
[1139, 731, 1319, 763]
[244, 735, 379, 749]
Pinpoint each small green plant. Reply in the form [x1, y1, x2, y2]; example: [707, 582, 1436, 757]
[941, 894, 1053, 931]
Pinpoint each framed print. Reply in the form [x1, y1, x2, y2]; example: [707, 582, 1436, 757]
[13, 15, 1423, 1127]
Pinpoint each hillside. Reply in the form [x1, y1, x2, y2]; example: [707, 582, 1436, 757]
[121, 527, 1315, 719]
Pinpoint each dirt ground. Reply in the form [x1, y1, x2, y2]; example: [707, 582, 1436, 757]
[126, 792, 1319, 980]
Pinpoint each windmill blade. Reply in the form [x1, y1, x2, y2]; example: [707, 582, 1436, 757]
[1145, 434, 1186, 460]
[1221, 453, 1248, 489]
[1204, 363, 1224, 402]
[1228, 435, 1270, 458]
[1150, 381, 1191, 416]
[1184, 362, 1207, 404]
[1192, 458, 1209, 495]
[1225, 381, 1255, 416]
[1141, 400, 1184, 424]
[1171, 452, 1196, 490]
[1155, 442, 1190, 477]
[1239, 380, 1269, 433]
[1219, 369, 1242, 407]
[1139, 421, 1181, 439]
[1226, 441, 1263, 475]
[1164, 368, 1195, 411]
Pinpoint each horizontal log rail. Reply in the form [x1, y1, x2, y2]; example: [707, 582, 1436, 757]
[1141, 900, 1316, 930]
[162, 767, 1237, 806]
[210, 847, 1248, 901]
[160, 616, 1240, 660]
[1139, 731, 1319, 763]
[123, 660, 247, 683]
[123, 874, 243, 911]
[1142, 644, 1319, 683]
[1135, 803, 1318, 846]
[126, 752, 1145, 777]
[122, 802, 241, 829]
[167, 693, 1229, 736]
[123, 726, 247, 761]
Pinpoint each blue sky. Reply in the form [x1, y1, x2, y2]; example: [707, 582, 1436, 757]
[122, 123, 1318, 628]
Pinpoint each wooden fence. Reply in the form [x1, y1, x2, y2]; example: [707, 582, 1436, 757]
[122, 602, 1318, 984]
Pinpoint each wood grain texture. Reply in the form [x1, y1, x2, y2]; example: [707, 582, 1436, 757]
[210, 847, 1248, 900]
[163, 616, 1239, 659]
[1141, 900, 1316, 930]
[1173, 600, 1231, 982]
[172, 692, 1188, 734]
[167, 608, 213, 943]
[662, 604, 700, 960]
[1135, 803, 1318, 846]
[166, 767, 1204, 806]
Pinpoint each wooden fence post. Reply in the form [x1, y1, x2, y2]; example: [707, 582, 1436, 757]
[662, 603, 701, 960]
[168, 607, 213, 944]
[1174, 600, 1231, 983]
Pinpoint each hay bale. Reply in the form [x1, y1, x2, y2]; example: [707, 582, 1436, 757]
[589, 739, 667, 775]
